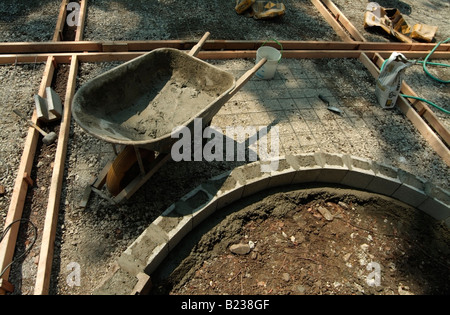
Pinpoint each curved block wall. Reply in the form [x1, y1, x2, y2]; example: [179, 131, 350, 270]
[94, 153, 450, 295]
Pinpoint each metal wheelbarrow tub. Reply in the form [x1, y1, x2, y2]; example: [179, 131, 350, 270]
[72, 35, 266, 202]
[72, 48, 236, 152]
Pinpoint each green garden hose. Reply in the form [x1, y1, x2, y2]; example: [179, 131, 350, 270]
[381, 38, 450, 114]
[421, 37, 450, 84]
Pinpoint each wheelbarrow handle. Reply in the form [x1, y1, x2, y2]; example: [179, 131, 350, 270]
[188, 32, 211, 57]
[228, 58, 267, 98]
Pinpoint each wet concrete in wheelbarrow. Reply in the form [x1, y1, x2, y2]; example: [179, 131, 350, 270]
[71, 49, 235, 148]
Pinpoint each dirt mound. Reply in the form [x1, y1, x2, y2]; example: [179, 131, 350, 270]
[150, 186, 450, 295]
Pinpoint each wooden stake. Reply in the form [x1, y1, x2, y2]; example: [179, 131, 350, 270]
[75, 0, 88, 41]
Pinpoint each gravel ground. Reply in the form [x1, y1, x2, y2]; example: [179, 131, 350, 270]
[0, 0, 448, 295]
[83, 0, 338, 41]
[0, 0, 61, 42]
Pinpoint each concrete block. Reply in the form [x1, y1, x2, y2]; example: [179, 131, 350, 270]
[192, 198, 218, 229]
[117, 223, 168, 276]
[156, 201, 193, 251]
[201, 170, 245, 210]
[143, 241, 170, 276]
[418, 182, 450, 221]
[287, 154, 322, 184]
[392, 170, 427, 207]
[183, 185, 218, 228]
[217, 185, 245, 209]
[292, 168, 322, 184]
[423, 181, 450, 204]
[34, 88, 61, 122]
[35, 94, 49, 122]
[314, 152, 349, 184]
[419, 197, 450, 221]
[241, 162, 271, 198]
[445, 217, 450, 230]
[366, 162, 401, 196]
[341, 155, 376, 189]
[93, 263, 138, 295]
[45, 87, 62, 118]
[267, 158, 296, 188]
[287, 153, 318, 170]
[208, 170, 238, 195]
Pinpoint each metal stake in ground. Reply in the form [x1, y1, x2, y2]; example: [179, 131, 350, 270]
[12, 109, 57, 145]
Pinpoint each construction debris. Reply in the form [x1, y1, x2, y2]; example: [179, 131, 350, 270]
[317, 206, 334, 221]
[35, 87, 63, 123]
[364, 2, 438, 43]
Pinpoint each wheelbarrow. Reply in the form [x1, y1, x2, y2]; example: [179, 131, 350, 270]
[72, 32, 267, 204]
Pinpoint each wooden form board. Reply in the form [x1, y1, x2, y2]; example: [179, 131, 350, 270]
[0, 56, 55, 295]
[34, 55, 79, 295]
[0, 40, 449, 55]
[0, 0, 87, 295]
[0, 50, 449, 66]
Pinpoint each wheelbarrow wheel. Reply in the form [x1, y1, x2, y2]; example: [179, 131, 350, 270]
[106, 145, 155, 196]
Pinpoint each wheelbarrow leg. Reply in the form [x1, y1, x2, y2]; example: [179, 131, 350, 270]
[78, 160, 112, 208]
[134, 145, 146, 176]
[112, 143, 119, 156]
[113, 152, 171, 203]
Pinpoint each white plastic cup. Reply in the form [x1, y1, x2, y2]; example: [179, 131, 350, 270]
[255, 42, 282, 80]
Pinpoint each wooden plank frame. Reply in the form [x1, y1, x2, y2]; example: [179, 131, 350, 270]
[0, 56, 55, 295]
[34, 55, 79, 295]
[1, 0, 449, 295]
[0, 40, 448, 55]
[0, 0, 86, 296]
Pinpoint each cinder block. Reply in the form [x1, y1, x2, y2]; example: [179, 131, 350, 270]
[156, 201, 193, 251]
[314, 152, 349, 184]
[341, 155, 376, 189]
[181, 186, 212, 209]
[209, 170, 240, 196]
[366, 162, 401, 196]
[267, 157, 296, 188]
[143, 242, 170, 276]
[287, 153, 318, 170]
[202, 170, 245, 210]
[292, 168, 322, 184]
[93, 263, 138, 295]
[117, 223, 169, 276]
[217, 185, 245, 209]
[45, 86, 62, 118]
[241, 162, 271, 198]
[419, 197, 450, 221]
[288, 153, 322, 184]
[418, 182, 450, 221]
[192, 198, 218, 229]
[35, 94, 49, 121]
[392, 170, 427, 207]
[34, 88, 62, 122]
[185, 186, 218, 228]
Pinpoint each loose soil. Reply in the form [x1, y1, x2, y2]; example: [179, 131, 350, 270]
[150, 186, 450, 295]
